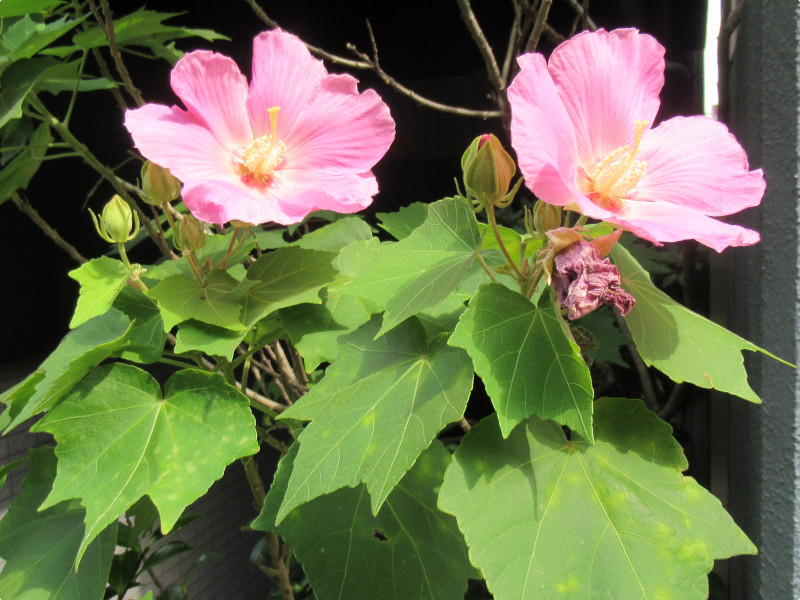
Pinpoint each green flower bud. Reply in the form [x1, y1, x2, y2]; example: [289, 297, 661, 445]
[90, 195, 140, 244]
[462, 134, 517, 207]
[175, 214, 206, 252]
[141, 161, 181, 205]
[533, 200, 562, 235]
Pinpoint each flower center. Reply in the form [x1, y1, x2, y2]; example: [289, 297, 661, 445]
[232, 107, 285, 189]
[576, 120, 648, 212]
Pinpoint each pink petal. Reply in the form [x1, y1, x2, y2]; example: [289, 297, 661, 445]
[508, 53, 583, 207]
[170, 51, 252, 150]
[124, 104, 233, 182]
[182, 169, 379, 226]
[283, 74, 395, 174]
[635, 115, 765, 216]
[549, 28, 664, 167]
[610, 201, 760, 252]
[247, 29, 328, 138]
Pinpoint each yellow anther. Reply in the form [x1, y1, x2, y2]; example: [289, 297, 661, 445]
[231, 106, 286, 188]
[577, 120, 649, 212]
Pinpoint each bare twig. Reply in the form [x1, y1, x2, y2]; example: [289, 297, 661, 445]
[455, 0, 504, 91]
[501, 1, 524, 83]
[237, 381, 288, 413]
[242, 0, 503, 119]
[564, 0, 597, 32]
[525, 0, 554, 52]
[12, 192, 88, 264]
[657, 383, 685, 420]
[88, 0, 145, 106]
[717, 0, 744, 123]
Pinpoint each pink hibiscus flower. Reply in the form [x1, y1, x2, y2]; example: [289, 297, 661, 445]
[125, 29, 395, 226]
[508, 28, 764, 252]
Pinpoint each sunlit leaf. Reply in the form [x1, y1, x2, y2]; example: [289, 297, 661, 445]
[438, 398, 756, 600]
[68, 256, 131, 328]
[449, 283, 594, 440]
[275, 316, 473, 522]
[33, 364, 258, 562]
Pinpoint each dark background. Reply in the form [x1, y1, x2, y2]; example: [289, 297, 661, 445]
[1, 0, 708, 365]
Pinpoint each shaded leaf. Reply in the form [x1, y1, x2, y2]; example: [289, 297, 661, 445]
[112, 285, 167, 363]
[173, 320, 248, 359]
[141, 541, 194, 571]
[0, 121, 52, 206]
[241, 246, 338, 326]
[0, 447, 117, 598]
[68, 256, 131, 328]
[148, 269, 251, 330]
[612, 244, 785, 402]
[254, 441, 472, 600]
[275, 316, 473, 522]
[449, 283, 594, 440]
[293, 216, 372, 252]
[0, 308, 131, 433]
[33, 364, 258, 562]
[438, 398, 756, 600]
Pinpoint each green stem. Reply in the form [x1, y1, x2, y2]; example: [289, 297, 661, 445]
[486, 202, 524, 279]
[475, 250, 499, 283]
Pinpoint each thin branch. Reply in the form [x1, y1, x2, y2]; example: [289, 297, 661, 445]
[454, 0, 504, 91]
[657, 383, 685, 420]
[12, 193, 88, 264]
[237, 382, 288, 413]
[501, 0, 524, 83]
[242, 0, 503, 119]
[525, 0, 554, 52]
[564, 0, 597, 32]
[615, 310, 660, 412]
[88, 0, 145, 106]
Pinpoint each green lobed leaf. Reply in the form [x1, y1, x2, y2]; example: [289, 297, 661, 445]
[68, 256, 132, 328]
[173, 320, 248, 359]
[32, 364, 258, 562]
[0, 121, 52, 206]
[241, 246, 338, 326]
[449, 283, 594, 440]
[111, 285, 167, 363]
[0, 447, 117, 600]
[0, 57, 57, 128]
[332, 197, 481, 337]
[612, 244, 782, 402]
[275, 316, 473, 522]
[2, 14, 83, 61]
[254, 441, 473, 600]
[438, 398, 756, 600]
[0, 308, 131, 433]
[280, 291, 376, 371]
[376, 201, 428, 240]
[147, 269, 251, 330]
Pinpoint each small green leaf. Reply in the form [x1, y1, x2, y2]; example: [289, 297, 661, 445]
[275, 316, 473, 522]
[293, 216, 373, 252]
[438, 398, 756, 600]
[0, 309, 131, 433]
[0, 447, 117, 599]
[112, 286, 167, 363]
[33, 364, 258, 562]
[141, 541, 194, 571]
[3, 15, 82, 61]
[68, 256, 131, 328]
[241, 246, 338, 326]
[173, 320, 248, 359]
[254, 441, 473, 600]
[333, 197, 481, 337]
[612, 244, 785, 402]
[450, 283, 594, 440]
[0, 121, 52, 205]
[376, 202, 428, 240]
[147, 269, 251, 330]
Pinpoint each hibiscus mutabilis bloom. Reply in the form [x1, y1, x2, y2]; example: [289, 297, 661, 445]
[125, 29, 395, 225]
[508, 28, 765, 252]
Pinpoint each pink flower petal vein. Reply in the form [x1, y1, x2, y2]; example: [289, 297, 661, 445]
[124, 29, 396, 226]
[508, 28, 764, 252]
